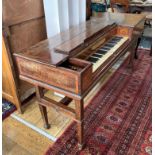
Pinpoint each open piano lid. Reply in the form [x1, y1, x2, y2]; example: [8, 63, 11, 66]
[54, 23, 117, 55]
[14, 22, 116, 67]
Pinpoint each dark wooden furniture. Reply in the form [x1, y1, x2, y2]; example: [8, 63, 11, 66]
[143, 14, 152, 56]
[2, 37, 22, 112]
[109, 0, 146, 59]
[86, 0, 92, 20]
[110, 0, 152, 13]
[110, 0, 130, 12]
[14, 13, 145, 149]
[130, 1, 152, 12]
[134, 13, 152, 58]
[2, 0, 47, 113]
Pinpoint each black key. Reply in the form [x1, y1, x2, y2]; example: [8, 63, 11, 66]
[103, 46, 112, 49]
[92, 53, 102, 58]
[114, 36, 123, 39]
[108, 41, 117, 45]
[109, 39, 118, 42]
[87, 57, 99, 63]
[104, 43, 115, 47]
[100, 47, 111, 51]
[114, 36, 122, 39]
[96, 50, 107, 55]
[112, 37, 121, 40]
[110, 40, 119, 44]
[109, 40, 117, 43]
[111, 38, 120, 42]
[100, 48, 109, 51]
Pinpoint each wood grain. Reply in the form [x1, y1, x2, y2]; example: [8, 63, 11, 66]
[3, 117, 52, 155]
[3, 0, 45, 26]
[3, 134, 32, 155]
[9, 17, 47, 53]
[2, 37, 22, 112]
[2, 0, 47, 112]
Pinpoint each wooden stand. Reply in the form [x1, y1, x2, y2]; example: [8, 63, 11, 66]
[35, 86, 84, 149]
[34, 49, 134, 149]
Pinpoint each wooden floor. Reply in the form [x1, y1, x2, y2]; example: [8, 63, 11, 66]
[2, 54, 128, 155]
[2, 117, 53, 155]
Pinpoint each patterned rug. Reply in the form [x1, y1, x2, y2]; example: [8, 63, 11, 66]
[45, 49, 152, 155]
[2, 99, 16, 120]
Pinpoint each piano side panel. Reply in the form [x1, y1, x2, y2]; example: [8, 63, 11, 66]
[110, 26, 117, 36]
[15, 57, 79, 94]
[81, 65, 92, 94]
[133, 18, 145, 38]
[117, 26, 133, 38]
[135, 18, 145, 32]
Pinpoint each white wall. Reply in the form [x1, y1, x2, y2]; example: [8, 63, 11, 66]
[43, 0, 86, 38]
[43, 0, 60, 38]
[68, 0, 80, 26]
[58, 0, 69, 32]
[79, 0, 86, 23]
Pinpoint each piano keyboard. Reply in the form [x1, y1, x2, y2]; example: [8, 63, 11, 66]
[87, 36, 129, 72]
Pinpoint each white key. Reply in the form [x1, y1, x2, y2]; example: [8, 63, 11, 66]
[93, 36, 129, 72]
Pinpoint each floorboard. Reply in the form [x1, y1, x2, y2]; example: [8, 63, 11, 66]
[3, 117, 52, 155]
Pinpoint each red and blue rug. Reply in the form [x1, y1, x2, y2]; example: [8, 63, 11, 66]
[45, 49, 152, 155]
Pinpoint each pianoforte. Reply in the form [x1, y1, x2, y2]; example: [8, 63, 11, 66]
[14, 13, 145, 149]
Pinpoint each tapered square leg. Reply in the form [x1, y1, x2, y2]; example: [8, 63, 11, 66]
[35, 86, 50, 129]
[77, 121, 84, 150]
[127, 50, 135, 73]
[150, 44, 152, 56]
[38, 104, 50, 129]
[135, 37, 141, 59]
[75, 99, 84, 150]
